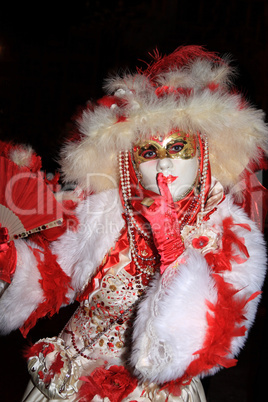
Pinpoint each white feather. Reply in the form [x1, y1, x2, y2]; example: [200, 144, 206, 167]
[0, 240, 43, 334]
[131, 250, 217, 383]
[60, 57, 268, 194]
[130, 196, 267, 383]
[52, 188, 125, 294]
[9, 145, 35, 168]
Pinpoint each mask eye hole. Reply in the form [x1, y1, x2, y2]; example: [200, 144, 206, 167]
[168, 142, 185, 154]
[141, 147, 157, 159]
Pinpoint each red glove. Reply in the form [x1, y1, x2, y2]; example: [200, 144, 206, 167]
[0, 225, 17, 283]
[132, 173, 185, 274]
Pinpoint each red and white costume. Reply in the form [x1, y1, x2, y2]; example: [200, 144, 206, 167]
[0, 46, 267, 402]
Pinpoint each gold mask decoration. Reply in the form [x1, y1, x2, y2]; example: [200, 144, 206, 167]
[133, 130, 197, 165]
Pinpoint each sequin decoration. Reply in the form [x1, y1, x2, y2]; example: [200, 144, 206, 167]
[61, 266, 149, 363]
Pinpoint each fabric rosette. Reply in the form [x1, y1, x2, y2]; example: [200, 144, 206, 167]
[78, 365, 138, 402]
[182, 225, 220, 255]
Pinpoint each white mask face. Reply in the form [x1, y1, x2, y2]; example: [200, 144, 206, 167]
[138, 156, 198, 200]
[133, 131, 199, 201]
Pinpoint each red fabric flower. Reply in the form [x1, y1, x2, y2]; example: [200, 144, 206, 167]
[79, 365, 138, 402]
[192, 236, 209, 249]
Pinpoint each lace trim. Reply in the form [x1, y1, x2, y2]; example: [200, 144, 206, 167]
[136, 259, 185, 378]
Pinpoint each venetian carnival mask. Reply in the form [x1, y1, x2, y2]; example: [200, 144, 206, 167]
[132, 131, 199, 201]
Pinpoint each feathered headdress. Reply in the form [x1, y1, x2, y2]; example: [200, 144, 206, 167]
[60, 45, 268, 194]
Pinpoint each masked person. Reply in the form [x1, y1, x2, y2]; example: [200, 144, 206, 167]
[0, 46, 267, 402]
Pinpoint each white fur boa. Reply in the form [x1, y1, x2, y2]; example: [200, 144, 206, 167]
[0, 189, 125, 334]
[131, 249, 218, 383]
[51, 189, 125, 295]
[130, 195, 267, 383]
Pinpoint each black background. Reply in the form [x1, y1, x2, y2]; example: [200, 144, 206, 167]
[0, 1, 267, 401]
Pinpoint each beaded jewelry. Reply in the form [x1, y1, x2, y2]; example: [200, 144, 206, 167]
[119, 151, 157, 278]
[179, 134, 209, 232]
[118, 132, 209, 274]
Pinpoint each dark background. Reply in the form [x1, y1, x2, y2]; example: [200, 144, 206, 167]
[0, 1, 267, 401]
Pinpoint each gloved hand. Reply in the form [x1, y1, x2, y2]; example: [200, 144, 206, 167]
[0, 225, 17, 283]
[132, 173, 185, 274]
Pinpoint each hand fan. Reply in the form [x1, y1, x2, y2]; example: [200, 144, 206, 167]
[0, 156, 63, 240]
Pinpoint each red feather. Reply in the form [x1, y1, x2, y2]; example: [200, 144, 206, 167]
[138, 45, 223, 81]
[205, 217, 250, 273]
[20, 235, 71, 336]
[162, 267, 261, 395]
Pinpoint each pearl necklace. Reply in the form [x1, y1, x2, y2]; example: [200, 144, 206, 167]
[119, 151, 157, 277]
[179, 134, 209, 235]
[118, 134, 209, 274]
[195, 134, 209, 230]
[175, 134, 209, 231]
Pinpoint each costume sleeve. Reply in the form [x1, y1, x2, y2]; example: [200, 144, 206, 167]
[0, 189, 125, 336]
[130, 196, 267, 388]
[0, 234, 75, 336]
[0, 203, 79, 336]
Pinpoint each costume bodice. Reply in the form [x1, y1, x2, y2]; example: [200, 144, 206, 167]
[61, 255, 149, 363]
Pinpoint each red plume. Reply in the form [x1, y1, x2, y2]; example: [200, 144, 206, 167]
[139, 45, 223, 82]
